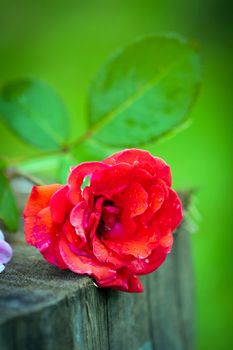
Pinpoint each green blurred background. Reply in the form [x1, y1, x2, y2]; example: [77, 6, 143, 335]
[0, 0, 232, 349]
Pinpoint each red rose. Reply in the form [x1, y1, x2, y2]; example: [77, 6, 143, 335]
[24, 149, 182, 292]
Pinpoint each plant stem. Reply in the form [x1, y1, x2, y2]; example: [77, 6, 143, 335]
[66, 130, 93, 149]
[1, 150, 61, 166]
[3, 130, 93, 166]
[6, 168, 44, 186]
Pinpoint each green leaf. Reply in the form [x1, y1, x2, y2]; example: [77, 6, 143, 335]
[17, 154, 67, 183]
[0, 79, 69, 150]
[71, 139, 116, 163]
[16, 153, 76, 184]
[17, 155, 64, 175]
[0, 167, 19, 232]
[87, 34, 201, 147]
[57, 153, 76, 184]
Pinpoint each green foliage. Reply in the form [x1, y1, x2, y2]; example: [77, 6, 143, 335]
[71, 139, 115, 163]
[0, 34, 201, 231]
[0, 79, 69, 150]
[88, 35, 201, 146]
[17, 154, 75, 184]
[16, 155, 64, 184]
[0, 164, 19, 231]
[57, 154, 76, 184]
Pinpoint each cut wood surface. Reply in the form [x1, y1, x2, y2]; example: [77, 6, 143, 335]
[0, 192, 194, 350]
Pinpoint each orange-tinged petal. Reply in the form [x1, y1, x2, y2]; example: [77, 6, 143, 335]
[149, 183, 166, 212]
[92, 235, 129, 269]
[159, 233, 174, 251]
[103, 225, 159, 259]
[24, 184, 62, 217]
[25, 200, 67, 269]
[59, 235, 116, 283]
[24, 207, 53, 251]
[103, 238, 151, 259]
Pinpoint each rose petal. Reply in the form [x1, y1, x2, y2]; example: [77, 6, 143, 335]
[97, 270, 143, 292]
[159, 233, 174, 251]
[114, 182, 148, 217]
[50, 185, 70, 223]
[91, 163, 132, 198]
[127, 247, 167, 275]
[63, 220, 82, 247]
[24, 207, 53, 251]
[127, 274, 144, 292]
[25, 206, 67, 269]
[102, 206, 118, 231]
[119, 210, 137, 235]
[149, 182, 166, 212]
[155, 160, 172, 187]
[131, 166, 154, 189]
[59, 235, 116, 283]
[104, 149, 155, 170]
[103, 238, 152, 259]
[88, 197, 104, 240]
[82, 186, 94, 208]
[113, 149, 157, 175]
[140, 180, 167, 224]
[104, 149, 172, 185]
[92, 235, 128, 269]
[42, 240, 67, 269]
[68, 162, 108, 205]
[155, 188, 183, 235]
[103, 224, 159, 259]
[70, 201, 89, 246]
[24, 184, 62, 217]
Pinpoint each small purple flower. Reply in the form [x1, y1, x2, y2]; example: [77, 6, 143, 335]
[0, 230, 13, 273]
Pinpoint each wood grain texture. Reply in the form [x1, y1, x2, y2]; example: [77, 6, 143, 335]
[0, 192, 194, 350]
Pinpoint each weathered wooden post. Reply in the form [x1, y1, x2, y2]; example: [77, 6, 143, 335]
[0, 192, 194, 350]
